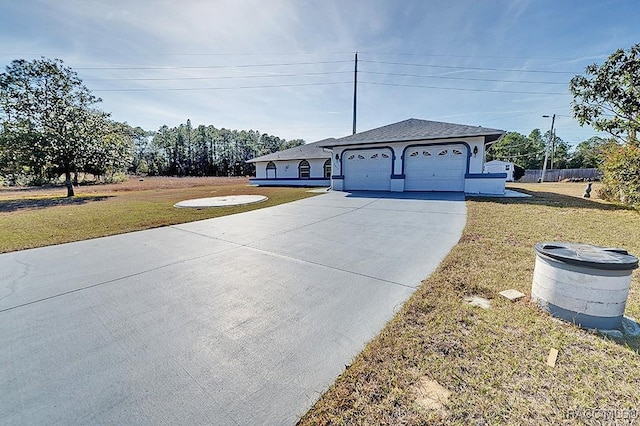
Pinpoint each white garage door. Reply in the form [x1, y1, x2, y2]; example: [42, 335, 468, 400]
[343, 149, 392, 191]
[404, 144, 467, 191]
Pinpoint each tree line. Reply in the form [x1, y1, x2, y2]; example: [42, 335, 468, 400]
[2, 43, 640, 206]
[131, 121, 303, 178]
[486, 129, 614, 170]
[0, 58, 303, 196]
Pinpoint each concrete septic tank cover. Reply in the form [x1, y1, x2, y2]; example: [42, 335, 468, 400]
[174, 195, 268, 208]
[532, 241, 639, 330]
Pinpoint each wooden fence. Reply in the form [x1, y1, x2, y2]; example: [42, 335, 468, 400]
[519, 168, 602, 183]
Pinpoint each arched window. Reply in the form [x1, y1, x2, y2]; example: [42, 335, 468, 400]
[266, 161, 276, 179]
[323, 159, 331, 178]
[298, 160, 310, 178]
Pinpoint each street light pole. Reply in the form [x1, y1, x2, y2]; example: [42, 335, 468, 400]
[541, 114, 555, 182]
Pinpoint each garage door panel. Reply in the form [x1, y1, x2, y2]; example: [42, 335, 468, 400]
[404, 144, 467, 192]
[344, 149, 392, 191]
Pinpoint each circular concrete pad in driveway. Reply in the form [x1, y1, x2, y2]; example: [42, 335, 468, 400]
[174, 195, 267, 208]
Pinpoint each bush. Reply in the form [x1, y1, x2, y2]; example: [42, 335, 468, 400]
[598, 143, 640, 206]
[103, 172, 128, 184]
[136, 159, 149, 175]
[0, 170, 34, 186]
[513, 164, 525, 181]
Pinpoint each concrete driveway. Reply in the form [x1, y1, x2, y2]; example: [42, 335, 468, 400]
[0, 190, 466, 425]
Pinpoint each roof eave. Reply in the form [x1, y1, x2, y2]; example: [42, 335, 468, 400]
[319, 132, 505, 148]
[246, 151, 332, 163]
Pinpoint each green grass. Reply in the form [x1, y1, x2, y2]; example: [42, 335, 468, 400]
[4, 180, 639, 423]
[300, 183, 640, 425]
[0, 180, 319, 253]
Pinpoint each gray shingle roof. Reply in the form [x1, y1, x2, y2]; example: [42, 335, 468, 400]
[319, 118, 505, 148]
[246, 138, 335, 163]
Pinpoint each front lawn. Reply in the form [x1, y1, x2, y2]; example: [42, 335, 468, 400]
[0, 176, 319, 253]
[300, 183, 640, 425]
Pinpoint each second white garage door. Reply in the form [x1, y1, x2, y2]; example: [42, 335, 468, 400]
[343, 149, 392, 191]
[404, 144, 467, 191]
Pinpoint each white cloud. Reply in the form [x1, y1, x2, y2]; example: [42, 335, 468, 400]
[1, 0, 635, 145]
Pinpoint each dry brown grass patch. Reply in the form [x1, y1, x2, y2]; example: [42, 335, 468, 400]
[0, 176, 321, 253]
[300, 183, 640, 425]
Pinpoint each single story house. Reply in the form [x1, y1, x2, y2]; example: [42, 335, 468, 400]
[484, 160, 515, 182]
[247, 138, 335, 187]
[319, 118, 506, 194]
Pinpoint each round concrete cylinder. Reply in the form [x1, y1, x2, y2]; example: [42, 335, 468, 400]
[531, 242, 638, 330]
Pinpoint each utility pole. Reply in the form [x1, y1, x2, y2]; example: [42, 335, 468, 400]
[541, 114, 555, 182]
[550, 127, 556, 170]
[352, 52, 358, 135]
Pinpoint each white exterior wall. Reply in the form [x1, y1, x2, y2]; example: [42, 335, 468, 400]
[255, 162, 267, 179]
[484, 161, 514, 181]
[251, 158, 331, 187]
[464, 176, 506, 195]
[309, 158, 330, 178]
[466, 137, 486, 174]
[253, 158, 329, 179]
[275, 160, 301, 179]
[330, 137, 485, 173]
[329, 137, 501, 193]
[250, 178, 331, 187]
[390, 178, 404, 192]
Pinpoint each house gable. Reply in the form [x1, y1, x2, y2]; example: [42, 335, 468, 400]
[247, 119, 507, 194]
[323, 119, 506, 195]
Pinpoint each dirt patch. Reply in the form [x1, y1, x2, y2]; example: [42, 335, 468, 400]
[411, 377, 451, 414]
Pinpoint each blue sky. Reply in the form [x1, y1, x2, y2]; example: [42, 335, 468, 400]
[1, 0, 638, 146]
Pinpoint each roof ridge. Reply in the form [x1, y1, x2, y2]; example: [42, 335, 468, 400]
[402, 117, 498, 129]
[320, 118, 505, 148]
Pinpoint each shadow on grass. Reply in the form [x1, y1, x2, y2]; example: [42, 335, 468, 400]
[606, 336, 640, 355]
[0, 195, 113, 212]
[599, 317, 640, 355]
[0, 184, 66, 193]
[469, 189, 637, 213]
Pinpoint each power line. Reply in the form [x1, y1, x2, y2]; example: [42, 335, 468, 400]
[84, 71, 351, 82]
[495, 140, 539, 149]
[361, 71, 568, 85]
[361, 60, 580, 75]
[1, 50, 601, 62]
[358, 51, 599, 61]
[360, 81, 566, 95]
[0, 51, 354, 57]
[479, 105, 571, 123]
[76, 60, 351, 71]
[492, 149, 546, 159]
[92, 81, 351, 92]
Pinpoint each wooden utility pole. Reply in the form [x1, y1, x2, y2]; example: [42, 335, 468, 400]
[550, 128, 556, 170]
[352, 52, 358, 135]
